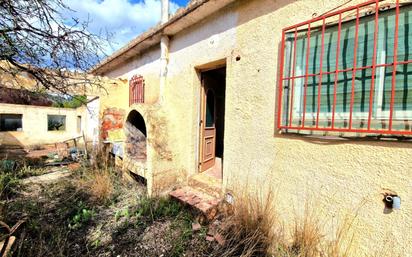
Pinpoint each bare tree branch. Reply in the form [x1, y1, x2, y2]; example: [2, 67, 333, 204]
[0, 0, 110, 94]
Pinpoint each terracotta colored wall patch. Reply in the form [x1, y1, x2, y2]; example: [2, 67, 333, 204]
[101, 108, 125, 141]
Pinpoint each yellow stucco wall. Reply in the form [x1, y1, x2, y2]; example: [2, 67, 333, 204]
[104, 47, 161, 105]
[225, 0, 411, 255]
[98, 66, 183, 195]
[0, 103, 86, 146]
[99, 0, 411, 255]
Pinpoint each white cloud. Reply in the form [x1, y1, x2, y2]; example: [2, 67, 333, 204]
[62, 0, 181, 54]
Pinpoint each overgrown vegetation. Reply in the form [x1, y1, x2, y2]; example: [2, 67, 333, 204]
[0, 158, 213, 257]
[0, 157, 399, 257]
[0, 171, 21, 199]
[210, 188, 360, 257]
[0, 160, 23, 199]
[52, 95, 87, 108]
[77, 168, 115, 204]
[0, 159, 53, 199]
[210, 190, 281, 257]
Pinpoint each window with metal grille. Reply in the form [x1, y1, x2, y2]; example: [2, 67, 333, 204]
[129, 75, 145, 105]
[277, 0, 412, 135]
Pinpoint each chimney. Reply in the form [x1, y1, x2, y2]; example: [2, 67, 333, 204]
[161, 0, 169, 24]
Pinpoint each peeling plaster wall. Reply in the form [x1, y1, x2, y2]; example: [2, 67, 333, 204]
[99, 0, 411, 255]
[0, 103, 86, 146]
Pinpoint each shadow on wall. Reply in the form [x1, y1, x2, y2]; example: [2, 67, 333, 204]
[0, 132, 28, 159]
[145, 108, 173, 161]
[237, 0, 292, 27]
[171, 0, 291, 53]
[277, 133, 412, 149]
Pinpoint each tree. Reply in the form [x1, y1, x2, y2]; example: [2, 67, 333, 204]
[0, 0, 108, 94]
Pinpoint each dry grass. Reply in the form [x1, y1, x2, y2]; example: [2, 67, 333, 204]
[288, 203, 323, 257]
[88, 170, 113, 202]
[282, 210, 357, 257]
[211, 187, 362, 257]
[325, 215, 357, 257]
[212, 189, 283, 257]
[74, 143, 117, 203]
[76, 168, 114, 203]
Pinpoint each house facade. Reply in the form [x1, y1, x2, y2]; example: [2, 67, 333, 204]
[0, 102, 88, 146]
[0, 65, 107, 148]
[92, 0, 412, 255]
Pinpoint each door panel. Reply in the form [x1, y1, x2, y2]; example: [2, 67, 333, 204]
[202, 128, 216, 170]
[199, 79, 216, 172]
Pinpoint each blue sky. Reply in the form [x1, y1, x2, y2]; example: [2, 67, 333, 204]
[130, 0, 190, 5]
[62, 0, 191, 55]
[172, 0, 190, 5]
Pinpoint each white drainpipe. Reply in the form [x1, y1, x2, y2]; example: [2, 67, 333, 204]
[161, 0, 169, 24]
[159, 0, 169, 103]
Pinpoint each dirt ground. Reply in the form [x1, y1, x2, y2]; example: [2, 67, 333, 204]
[0, 167, 216, 257]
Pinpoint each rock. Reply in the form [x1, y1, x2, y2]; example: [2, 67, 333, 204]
[214, 233, 225, 246]
[68, 162, 81, 171]
[206, 236, 215, 242]
[192, 222, 201, 231]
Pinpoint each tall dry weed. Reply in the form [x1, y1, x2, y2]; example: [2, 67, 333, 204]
[212, 186, 363, 257]
[288, 203, 323, 257]
[325, 214, 357, 257]
[212, 189, 283, 257]
[76, 168, 114, 203]
[88, 170, 113, 202]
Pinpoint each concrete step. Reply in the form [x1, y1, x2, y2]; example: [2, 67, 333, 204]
[188, 173, 223, 198]
[169, 186, 221, 220]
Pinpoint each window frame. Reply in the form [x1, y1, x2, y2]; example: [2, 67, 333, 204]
[129, 75, 145, 105]
[277, 0, 412, 135]
[77, 115, 82, 133]
[0, 114, 23, 132]
[47, 114, 67, 132]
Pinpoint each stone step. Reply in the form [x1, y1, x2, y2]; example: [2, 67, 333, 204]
[169, 186, 221, 220]
[188, 173, 223, 198]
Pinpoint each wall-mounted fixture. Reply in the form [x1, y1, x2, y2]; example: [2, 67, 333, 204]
[383, 193, 401, 210]
[225, 192, 234, 205]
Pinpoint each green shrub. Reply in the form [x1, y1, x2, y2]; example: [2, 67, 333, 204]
[115, 208, 130, 221]
[52, 95, 87, 108]
[0, 172, 20, 198]
[68, 201, 95, 230]
[136, 196, 184, 222]
[170, 212, 193, 257]
[0, 160, 16, 173]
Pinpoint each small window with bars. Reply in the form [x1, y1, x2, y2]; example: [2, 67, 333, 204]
[277, 0, 412, 135]
[129, 75, 145, 105]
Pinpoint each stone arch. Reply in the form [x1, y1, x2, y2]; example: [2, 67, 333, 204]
[125, 110, 147, 161]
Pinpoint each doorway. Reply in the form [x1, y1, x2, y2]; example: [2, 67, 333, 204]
[125, 110, 147, 161]
[199, 66, 226, 180]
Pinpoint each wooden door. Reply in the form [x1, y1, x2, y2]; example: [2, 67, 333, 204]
[199, 79, 216, 172]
